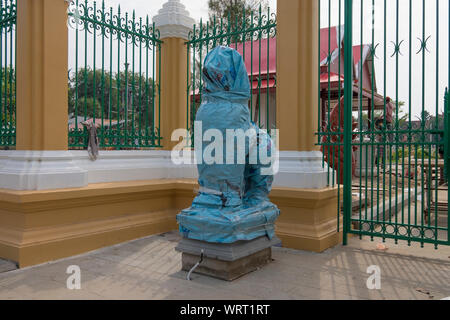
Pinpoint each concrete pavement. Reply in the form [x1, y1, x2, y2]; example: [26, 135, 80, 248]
[0, 231, 449, 300]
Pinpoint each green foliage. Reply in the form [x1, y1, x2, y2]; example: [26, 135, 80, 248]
[415, 147, 432, 159]
[208, 0, 268, 22]
[1, 111, 15, 127]
[68, 67, 156, 127]
[390, 146, 439, 162]
[391, 147, 410, 161]
[0, 67, 16, 129]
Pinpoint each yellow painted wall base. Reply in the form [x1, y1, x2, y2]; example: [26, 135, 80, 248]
[0, 180, 196, 267]
[271, 187, 343, 253]
[0, 180, 342, 267]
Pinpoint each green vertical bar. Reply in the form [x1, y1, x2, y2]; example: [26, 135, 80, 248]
[337, 0, 342, 233]
[382, 0, 387, 242]
[343, 0, 354, 245]
[446, 88, 449, 245]
[448, 0, 450, 245]
[359, 0, 364, 233]
[434, 0, 439, 248]
[199, 20, 204, 107]
[191, 24, 196, 144]
[374, 0, 380, 228]
[0, 0, 3, 146]
[370, 0, 376, 236]
[258, 5, 262, 127]
[266, 6, 270, 131]
[124, 12, 129, 147]
[83, 0, 88, 129]
[108, 6, 113, 143]
[157, 41, 161, 146]
[227, 13, 231, 46]
[13, 0, 16, 146]
[212, 16, 217, 48]
[250, 12, 253, 118]
[148, 18, 152, 145]
[3, 0, 6, 145]
[407, 0, 412, 245]
[327, 0, 333, 187]
[131, 11, 136, 148]
[394, 0, 399, 244]
[138, 17, 142, 147]
[116, 5, 121, 149]
[318, 0, 321, 148]
[186, 41, 190, 143]
[151, 22, 156, 146]
[8, 0, 12, 146]
[4, 0, 8, 146]
[420, 0, 426, 247]
[145, 16, 149, 145]
[100, 0, 105, 147]
[92, 1, 97, 127]
[242, 8, 245, 64]
[234, 14, 238, 49]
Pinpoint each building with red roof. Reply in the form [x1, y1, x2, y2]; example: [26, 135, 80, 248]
[319, 26, 393, 131]
[191, 26, 393, 131]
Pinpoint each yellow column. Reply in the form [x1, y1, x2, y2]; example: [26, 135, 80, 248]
[273, 0, 342, 252]
[276, 0, 319, 152]
[16, 0, 69, 150]
[158, 38, 189, 151]
[153, 0, 194, 151]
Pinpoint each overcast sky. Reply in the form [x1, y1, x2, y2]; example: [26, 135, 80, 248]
[67, 0, 449, 118]
[96, 0, 277, 22]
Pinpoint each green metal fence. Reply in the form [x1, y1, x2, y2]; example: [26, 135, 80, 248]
[68, 0, 162, 149]
[186, 5, 276, 140]
[318, 0, 450, 248]
[445, 88, 449, 180]
[0, 0, 16, 149]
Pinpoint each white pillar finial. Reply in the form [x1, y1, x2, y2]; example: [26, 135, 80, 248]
[152, 0, 195, 40]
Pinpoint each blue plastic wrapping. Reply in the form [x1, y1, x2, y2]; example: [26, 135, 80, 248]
[177, 46, 280, 243]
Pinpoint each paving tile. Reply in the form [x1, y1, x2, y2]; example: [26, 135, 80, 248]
[0, 231, 449, 300]
[0, 259, 17, 274]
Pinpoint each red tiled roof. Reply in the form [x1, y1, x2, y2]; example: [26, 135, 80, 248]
[252, 79, 276, 91]
[233, 30, 368, 78]
[236, 37, 276, 77]
[320, 72, 345, 89]
[352, 44, 371, 66]
[320, 26, 344, 64]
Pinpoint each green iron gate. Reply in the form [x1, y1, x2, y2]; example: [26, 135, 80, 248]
[319, 0, 450, 248]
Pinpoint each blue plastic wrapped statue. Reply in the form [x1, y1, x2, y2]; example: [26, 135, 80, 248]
[177, 46, 280, 243]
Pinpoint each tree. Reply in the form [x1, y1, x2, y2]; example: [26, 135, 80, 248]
[208, 0, 268, 24]
[68, 67, 156, 132]
[0, 67, 16, 129]
[68, 68, 115, 120]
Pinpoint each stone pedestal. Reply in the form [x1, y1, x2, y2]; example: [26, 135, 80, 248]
[176, 236, 281, 281]
[153, 0, 194, 151]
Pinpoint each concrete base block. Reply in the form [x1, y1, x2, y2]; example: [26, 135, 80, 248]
[176, 236, 281, 281]
[181, 249, 272, 281]
[176, 236, 281, 261]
